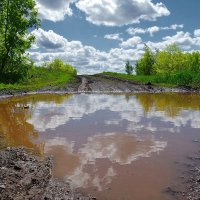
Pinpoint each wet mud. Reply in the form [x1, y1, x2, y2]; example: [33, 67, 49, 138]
[0, 147, 95, 200]
[0, 74, 199, 99]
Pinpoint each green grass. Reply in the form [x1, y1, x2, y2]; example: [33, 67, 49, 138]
[0, 67, 76, 92]
[102, 71, 200, 89]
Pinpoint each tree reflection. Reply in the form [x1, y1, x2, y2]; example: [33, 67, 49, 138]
[0, 94, 72, 153]
[135, 93, 200, 117]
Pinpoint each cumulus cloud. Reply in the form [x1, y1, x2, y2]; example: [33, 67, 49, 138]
[194, 29, 200, 37]
[32, 28, 67, 49]
[127, 24, 184, 36]
[30, 29, 143, 74]
[30, 28, 200, 74]
[36, 0, 75, 22]
[120, 36, 142, 48]
[104, 33, 123, 42]
[147, 31, 197, 50]
[76, 0, 170, 26]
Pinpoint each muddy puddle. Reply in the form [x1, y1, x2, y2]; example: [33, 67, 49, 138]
[0, 93, 200, 200]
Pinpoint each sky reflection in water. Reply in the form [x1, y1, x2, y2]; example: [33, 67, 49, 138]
[0, 93, 200, 198]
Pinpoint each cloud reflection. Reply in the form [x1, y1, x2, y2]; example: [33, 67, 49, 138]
[44, 133, 167, 190]
[27, 94, 200, 133]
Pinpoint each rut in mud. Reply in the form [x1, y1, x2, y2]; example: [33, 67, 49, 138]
[77, 74, 194, 93]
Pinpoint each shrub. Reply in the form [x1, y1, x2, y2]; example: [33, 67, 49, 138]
[43, 59, 77, 75]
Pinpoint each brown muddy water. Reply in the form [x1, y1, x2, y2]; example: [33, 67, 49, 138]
[0, 93, 200, 200]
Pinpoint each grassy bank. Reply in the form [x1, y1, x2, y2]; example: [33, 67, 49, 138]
[0, 67, 77, 92]
[102, 72, 200, 89]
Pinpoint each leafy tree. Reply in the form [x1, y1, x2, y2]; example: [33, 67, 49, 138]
[43, 58, 77, 75]
[135, 45, 155, 75]
[153, 44, 185, 74]
[0, 0, 40, 83]
[184, 52, 200, 73]
[125, 60, 133, 75]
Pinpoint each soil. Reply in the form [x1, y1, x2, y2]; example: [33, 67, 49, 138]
[77, 74, 197, 93]
[0, 74, 199, 99]
[0, 147, 96, 200]
[164, 141, 200, 200]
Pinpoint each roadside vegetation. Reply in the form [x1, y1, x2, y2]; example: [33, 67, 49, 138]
[0, 0, 77, 92]
[0, 0, 199, 92]
[103, 44, 200, 89]
[0, 59, 77, 91]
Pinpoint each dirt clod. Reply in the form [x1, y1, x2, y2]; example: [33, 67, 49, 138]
[0, 147, 94, 200]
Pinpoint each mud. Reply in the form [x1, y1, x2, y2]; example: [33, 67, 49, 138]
[165, 145, 200, 200]
[0, 74, 199, 99]
[0, 147, 95, 200]
[180, 153, 200, 200]
[77, 74, 196, 93]
[1, 147, 199, 200]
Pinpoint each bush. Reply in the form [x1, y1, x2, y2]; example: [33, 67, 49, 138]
[43, 59, 77, 75]
[0, 59, 32, 83]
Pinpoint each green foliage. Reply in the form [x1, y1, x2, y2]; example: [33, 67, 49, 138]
[0, 0, 40, 83]
[132, 43, 200, 88]
[0, 66, 76, 91]
[43, 59, 77, 75]
[135, 45, 156, 75]
[125, 60, 133, 75]
[184, 52, 200, 73]
[153, 44, 186, 74]
[102, 71, 200, 89]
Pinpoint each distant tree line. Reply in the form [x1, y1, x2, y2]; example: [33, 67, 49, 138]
[135, 44, 200, 76]
[123, 44, 200, 88]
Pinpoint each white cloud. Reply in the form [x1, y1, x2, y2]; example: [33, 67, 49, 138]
[76, 0, 170, 26]
[147, 31, 196, 50]
[104, 33, 123, 42]
[32, 28, 67, 49]
[120, 36, 142, 48]
[30, 28, 200, 74]
[127, 24, 184, 36]
[194, 29, 200, 37]
[30, 29, 142, 74]
[127, 28, 146, 35]
[147, 26, 160, 37]
[36, 0, 75, 22]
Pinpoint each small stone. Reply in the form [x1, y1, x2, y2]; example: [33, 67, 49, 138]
[0, 184, 6, 189]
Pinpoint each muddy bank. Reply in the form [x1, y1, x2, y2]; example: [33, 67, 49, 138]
[165, 144, 200, 200]
[181, 152, 200, 200]
[1, 144, 199, 200]
[78, 74, 199, 93]
[0, 74, 199, 99]
[0, 147, 95, 200]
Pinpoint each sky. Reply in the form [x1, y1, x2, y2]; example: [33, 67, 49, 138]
[30, 0, 200, 74]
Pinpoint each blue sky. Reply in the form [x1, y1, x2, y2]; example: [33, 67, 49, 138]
[30, 0, 200, 74]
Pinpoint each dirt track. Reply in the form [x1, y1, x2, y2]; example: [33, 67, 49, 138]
[0, 74, 198, 99]
[77, 74, 195, 93]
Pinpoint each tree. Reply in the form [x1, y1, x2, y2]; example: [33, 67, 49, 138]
[125, 60, 133, 75]
[153, 44, 184, 74]
[0, 0, 40, 82]
[135, 45, 155, 75]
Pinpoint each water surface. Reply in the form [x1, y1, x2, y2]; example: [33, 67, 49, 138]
[0, 93, 200, 200]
